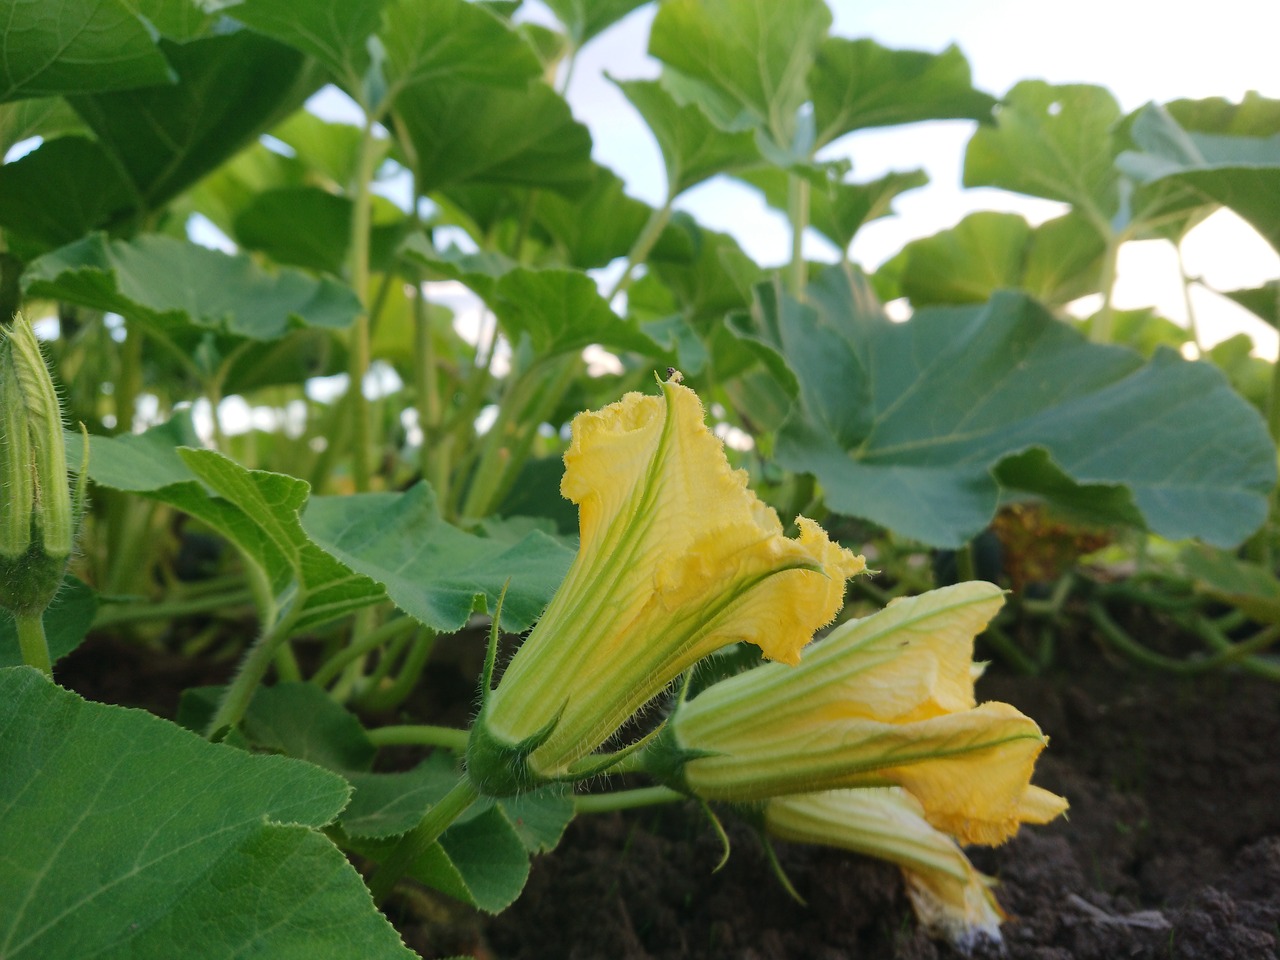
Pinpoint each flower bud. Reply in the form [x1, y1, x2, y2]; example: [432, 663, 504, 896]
[653, 582, 1067, 846]
[0, 314, 81, 616]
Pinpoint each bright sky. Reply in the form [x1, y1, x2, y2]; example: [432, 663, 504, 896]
[541, 0, 1280, 357]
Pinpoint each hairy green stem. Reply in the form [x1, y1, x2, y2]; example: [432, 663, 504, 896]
[91, 586, 255, 627]
[573, 786, 684, 814]
[312, 615, 418, 689]
[366, 724, 470, 752]
[355, 628, 436, 712]
[368, 778, 480, 903]
[15, 613, 52, 676]
[346, 119, 381, 492]
[786, 173, 810, 299]
[205, 607, 298, 738]
[607, 202, 673, 302]
[1090, 233, 1121, 344]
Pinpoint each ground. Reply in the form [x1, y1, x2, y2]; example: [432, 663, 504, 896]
[60, 613, 1280, 960]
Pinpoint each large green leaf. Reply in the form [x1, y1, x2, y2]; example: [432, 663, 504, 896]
[222, 0, 390, 86]
[301, 482, 572, 633]
[67, 28, 319, 220]
[344, 773, 556, 913]
[1118, 104, 1280, 254]
[23, 234, 361, 343]
[1223, 281, 1280, 327]
[0, 0, 174, 103]
[612, 74, 761, 198]
[490, 267, 662, 357]
[0, 667, 414, 960]
[964, 81, 1122, 228]
[66, 430, 386, 633]
[394, 74, 594, 195]
[543, 0, 648, 45]
[810, 38, 994, 148]
[648, 220, 764, 327]
[530, 164, 655, 268]
[648, 0, 831, 148]
[0, 97, 88, 157]
[379, 0, 541, 105]
[0, 575, 97, 668]
[0, 137, 135, 249]
[240, 683, 377, 772]
[881, 210, 1105, 307]
[738, 266, 1276, 548]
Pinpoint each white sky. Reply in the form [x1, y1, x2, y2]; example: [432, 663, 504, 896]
[538, 0, 1280, 356]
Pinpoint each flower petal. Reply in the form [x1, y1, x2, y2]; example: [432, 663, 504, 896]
[474, 380, 864, 785]
[766, 788, 1005, 950]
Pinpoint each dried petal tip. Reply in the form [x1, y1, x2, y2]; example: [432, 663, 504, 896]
[0, 314, 81, 616]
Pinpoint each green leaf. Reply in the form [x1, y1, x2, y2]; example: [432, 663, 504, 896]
[68, 431, 385, 633]
[231, 186, 407, 275]
[1118, 104, 1280, 254]
[531, 164, 655, 268]
[543, 0, 648, 45]
[65, 413, 201, 492]
[742, 266, 1276, 548]
[811, 38, 995, 148]
[68, 29, 318, 219]
[234, 186, 353, 273]
[1222, 280, 1280, 326]
[302, 482, 572, 633]
[0, 97, 88, 157]
[1159, 90, 1280, 138]
[172, 449, 386, 631]
[269, 111, 378, 189]
[885, 210, 1105, 307]
[224, 0, 390, 86]
[400, 238, 516, 301]
[1179, 543, 1280, 623]
[491, 267, 662, 357]
[23, 234, 361, 343]
[380, 0, 541, 105]
[649, 221, 764, 327]
[964, 81, 1122, 228]
[341, 753, 462, 838]
[612, 74, 761, 198]
[179, 139, 309, 239]
[394, 74, 594, 195]
[500, 786, 575, 853]
[0, 0, 174, 102]
[0, 575, 97, 668]
[736, 163, 927, 252]
[240, 683, 377, 772]
[0, 666, 415, 960]
[648, 0, 831, 148]
[0, 137, 135, 249]
[343, 757, 538, 913]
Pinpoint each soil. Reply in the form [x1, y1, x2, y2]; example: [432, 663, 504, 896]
[59, 614, 1280, 960]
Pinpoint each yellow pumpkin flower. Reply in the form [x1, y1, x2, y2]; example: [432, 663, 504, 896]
[466, 377, 866, 795]
[765, 788, 1005, 950]
[657, 582, 1067, 845]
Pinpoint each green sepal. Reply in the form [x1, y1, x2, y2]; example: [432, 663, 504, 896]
[465, 702, 565, 797]
[633, 721, 717, 794]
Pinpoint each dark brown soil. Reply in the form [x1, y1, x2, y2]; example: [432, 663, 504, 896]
[59, 624, 1280, 960]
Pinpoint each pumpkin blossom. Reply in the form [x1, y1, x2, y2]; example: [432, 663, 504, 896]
[654, 581, 1067, 845]
[466, 377, 865, 795]
[765, 788, 1005, 951]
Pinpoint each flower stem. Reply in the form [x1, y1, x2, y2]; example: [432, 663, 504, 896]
[573, 786, 684, 814]
[366, 724, 469, 752]
[15, 613, 51, 676]
[367, 778, 479, 903]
